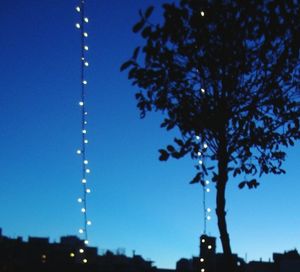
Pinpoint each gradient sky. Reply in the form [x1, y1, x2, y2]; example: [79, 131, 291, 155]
[0, 0, 300, 269]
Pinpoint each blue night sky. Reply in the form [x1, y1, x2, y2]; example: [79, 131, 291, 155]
[0, 0, 299, 269]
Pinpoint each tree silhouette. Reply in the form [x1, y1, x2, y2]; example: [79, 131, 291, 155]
[121, 1, 300, 271]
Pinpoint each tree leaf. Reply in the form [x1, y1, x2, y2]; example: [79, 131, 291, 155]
[132, 20, 145, 33]
[120, 60, 134, 71]
[145, 6, 154, 18]
[158, 149, 169, 161]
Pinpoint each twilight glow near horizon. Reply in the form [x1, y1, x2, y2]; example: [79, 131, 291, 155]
[0, 0, 299, 269]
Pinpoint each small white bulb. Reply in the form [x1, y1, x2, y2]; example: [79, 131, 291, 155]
[81, 208, 86, 213]
[83, 32, 88, 37]
[197, 151, 202, 156]
[79, 101, 84, 106]
[84, 111, 88, 115]
[206, 188, 210, 193]
[207, 208, 211, 212]
[86, 168, 91, 173]
[84, 61, 89, 67]
[203, 143, 208, 149]
[75, 23, 80, 29]
[84, 240, 89, 245]
[208, 245, 212, 249]
[201, 269, 205, 272]
[84, 17, 89, 23]
[83, 258, 88, 263]
[84, 139, 88, 144]
[82, 179, 87, 184]
[82, 129, 87, 134]
[86, 188, 91, 193]
[84, 121, 88, 125]
[87, 220, 92, 225]
[70, 252, 75, 257]
[84, 45, 89, 51]
[201, 88, 205, 93]
[207, 215, 211, 220]
[202, 239, 205, 243]
[79, 248, 84, 253]
[78, 198, 83, 203]
[196, 135, 200, 140]
[205, 180, 210, 185]
[76, 6, 80, 12]
[201, 11, 205, 17]
[84, 160, 88, 165]
[81, 57, 85, 61]
[79, 229, 84, 234]
[200, 258, 204, 262]
[82, 80, 87, 85]
[199, 160, 203, 165]
[76, 149, 82, 155]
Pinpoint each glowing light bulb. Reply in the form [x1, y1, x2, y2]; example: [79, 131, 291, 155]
[84, 121, 88, 125]
[83, 259, 88, 263]
[203, 143, 208, 149]
[201, 88, 205, 93]
[82, 179, 87, 184]
[84, 139, 88, 144]
[83, 80, 87, 85]
[207, 215, 211, 220]
[81, 57, 85, 61]
[84, 160, 88, 164]
[202, 239, 205, 243]
[78, 198, 83, 203]
[208, 245, 212, 249]
[84, 61, 89, 67]
[197, 151, 202, 156]
[87, 220, 92, 225]
[79, 248, 84, 253]
[82, 129, 87, 134]
[201, 11, 205, 16]
[207, 208, 211, 212]
[75, 23, 80, 29]
[200, 258, 204, 262]
[206, 188, 210, 193]
[70, 252, 75, 257]
[86, 188, 91, 193]
[84, 240, 89, 245]
[83, 32, 88, 37]
[86, 168, 90, 173]
[84, 45, 89, 51]
[84, 17, 89, 23]
[79, 229, 84, 234]
[84, 111, 88, 115]
[76, 149, 82, 154]
[199, 160, 203, 165]
[196, 135, 200, 140]
[81, 208, 86, 213]
[201, 269, 205, 272]
[205, 180, 210, 185]
[79, 101, 84, 106]
[76, 6, 80, 12]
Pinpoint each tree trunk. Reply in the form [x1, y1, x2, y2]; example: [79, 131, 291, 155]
[216, 129, 237, 272]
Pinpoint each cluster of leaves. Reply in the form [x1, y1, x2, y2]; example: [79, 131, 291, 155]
[121, 0, 300, 188]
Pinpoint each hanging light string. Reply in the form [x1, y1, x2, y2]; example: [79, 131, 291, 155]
[196, 136, 211, 235]
[75, 0, 91, 264]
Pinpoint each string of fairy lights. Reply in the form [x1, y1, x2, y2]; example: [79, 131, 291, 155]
[196, 10, 213, 272]
[75, 0, 91, 264]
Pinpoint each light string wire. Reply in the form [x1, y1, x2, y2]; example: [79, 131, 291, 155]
[196, 11, 211, 272]
[75, 0, 91, 264]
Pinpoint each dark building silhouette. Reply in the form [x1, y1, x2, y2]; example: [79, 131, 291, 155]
[1, 228, 300, 272]
[0, 228, 155, 272]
